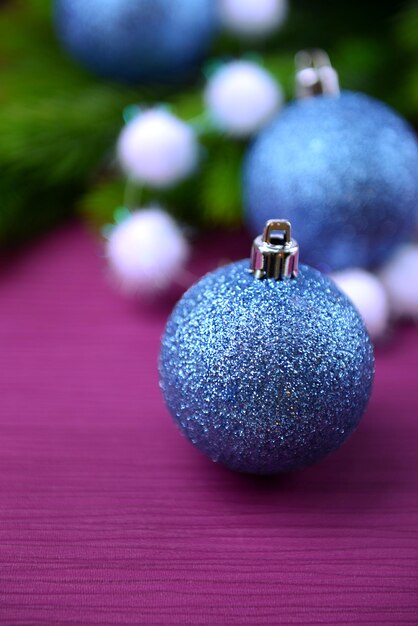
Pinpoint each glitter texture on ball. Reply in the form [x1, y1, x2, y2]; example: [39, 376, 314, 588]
[160, 260, 374, 474]
[244, 92, 418, 271]
[205, 60, 282, 137]
[117, 109, 199, 188]
[106, 207, 189, 294]
[54, 0, 218, 84]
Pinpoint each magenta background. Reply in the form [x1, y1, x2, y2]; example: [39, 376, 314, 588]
[0, 222, 417, 625]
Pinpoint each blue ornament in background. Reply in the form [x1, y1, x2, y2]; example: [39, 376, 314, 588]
[159, 220, 374, 474]
[244, 88, 418, 272]
[54, 0, 218, 84]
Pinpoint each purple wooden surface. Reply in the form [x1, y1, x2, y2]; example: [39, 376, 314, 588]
[0, 222, 417, 625]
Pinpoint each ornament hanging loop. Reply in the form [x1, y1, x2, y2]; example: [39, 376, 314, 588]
[250, 219, 299, 280]
[295, 49, 340, 99]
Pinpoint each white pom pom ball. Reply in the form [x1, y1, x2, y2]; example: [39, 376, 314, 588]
[379, 244, 418, 320]
[219, 0, 288, 37]
[106, 207, 189, 294]
[117, 109, 199, 188]
[204, 60, 282, 137]
[330, 268, 390, 340]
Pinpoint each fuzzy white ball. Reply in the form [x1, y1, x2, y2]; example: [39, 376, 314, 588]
[117, 109, 199, 188]
[219, 0, 288, 37]
[106, 207, 189, 294]
[205, 60, 282, 137]
[331, 268, 390, 340]
[379, 244, 418, 320]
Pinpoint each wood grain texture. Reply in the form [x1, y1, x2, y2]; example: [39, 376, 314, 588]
[0, 223, 416, 625]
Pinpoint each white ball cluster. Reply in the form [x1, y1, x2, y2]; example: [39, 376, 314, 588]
[379, 244, 418, 320]
[218, 0, 288, 37]
[204, 60, 282, 137]
[106, 207, 189, 294]
[330, 268, 390, 340]
[117, 109, 199, 188]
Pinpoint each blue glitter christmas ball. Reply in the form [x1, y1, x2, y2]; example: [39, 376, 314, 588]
[159, 259, 374, 474]
[244, 92, 418, 271]
[54, 0, 218, 84]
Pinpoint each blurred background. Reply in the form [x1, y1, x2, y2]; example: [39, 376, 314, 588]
[1, 0, 417, 245]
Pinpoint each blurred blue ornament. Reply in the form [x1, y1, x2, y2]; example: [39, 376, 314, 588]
[54, 0, 218, 84]
[244, 91, 418, 272]
[159, 221, 374, 474]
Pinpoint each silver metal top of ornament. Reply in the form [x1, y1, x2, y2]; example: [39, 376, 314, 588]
[295, 49, 340, 98]
[250, 220, 299, 280]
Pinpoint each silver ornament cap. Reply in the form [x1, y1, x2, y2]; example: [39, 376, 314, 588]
[295, 49, 340, 99]
[250, 219, 299, 280]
